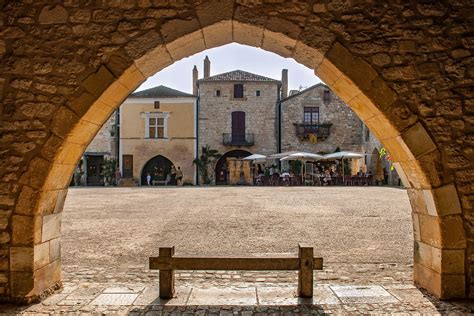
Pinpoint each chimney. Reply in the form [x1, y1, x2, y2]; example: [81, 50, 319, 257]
[281, 69, 288, 99]
[192, 65, 198, 95]
[204, 55, 210, 79]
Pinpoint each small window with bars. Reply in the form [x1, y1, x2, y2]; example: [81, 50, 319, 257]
[148, 117, 165, 138]
[256, 90, 261, 97]
[154, 101, 160, 109]
[215, 90, 221, 97]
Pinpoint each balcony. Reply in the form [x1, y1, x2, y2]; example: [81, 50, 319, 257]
[294, 123, 332, 141]
[222, 133, 255, 146]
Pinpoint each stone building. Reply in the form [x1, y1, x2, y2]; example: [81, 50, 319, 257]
[73, 112, 118, 186]
[280, 83, 399, 184]
[119, 85, 197, 186]
[195, 57, 283, 184]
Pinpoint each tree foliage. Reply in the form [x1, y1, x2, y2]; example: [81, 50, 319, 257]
[193, 145, 221, 184]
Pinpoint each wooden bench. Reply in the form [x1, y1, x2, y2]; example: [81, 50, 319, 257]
[149, 244, 323, 299]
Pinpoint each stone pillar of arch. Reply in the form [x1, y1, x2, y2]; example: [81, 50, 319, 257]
[0, 1, 471, 302]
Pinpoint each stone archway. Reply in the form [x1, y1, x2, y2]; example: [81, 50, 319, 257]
[140, 155, 176, 186]
[0, 2, 470, 302]
[215, 149, 252, 184]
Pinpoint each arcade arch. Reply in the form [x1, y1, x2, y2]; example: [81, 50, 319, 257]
[0, 2, 469, 302]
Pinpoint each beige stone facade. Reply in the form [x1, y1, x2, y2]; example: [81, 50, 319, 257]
[119, 94, 197, 186]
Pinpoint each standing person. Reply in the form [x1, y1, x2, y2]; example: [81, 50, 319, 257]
[115, 168, 122, 186]
[175, 166, 183, 186]
[146, 173, 152, 186]
[170, 165, 177, 184]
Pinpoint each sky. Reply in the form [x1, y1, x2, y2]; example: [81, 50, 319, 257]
[136, 43, 322, 93]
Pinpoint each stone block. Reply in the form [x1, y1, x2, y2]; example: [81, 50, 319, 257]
[34, 259, 61, 296]
[49, 238, 61, 262]
[82, 66, 116, 98]
[440, 274, 466, 299]
[202, 20, 233, 49]
[293, 41, 324, 70]
[418, 214, 441, 248]
[331, 75, 361, 103]
[42, 164, 75, 191]
[261, 29, 297, 58]
[135, 45, 173, 78]
[12, 215, 34, 245]
[431, 248, 464, 274]
[438, 215, 466, 249]
[348, 93, 379, 121]
[10, 247, 34, 272]
[413, 262, 441, 297]
[51, 107, 80, 140]
[407, 189, 429, 215]
[364, 114, 400, 141]
[161, 17, 201, 44]
[18, 157, 51, 190]
[67, 119, 100, 146]
[414, 240, 433, 269]
[96, 80, 129, 110]
[10, 271, 34, 298]
[196, 0, 234, 27]
[233, 21, 264, 47]
[166, 30, 206, 62]
[401, 122, 437, 158]
[54, 141, 85, 166]
[117, 64, 146, 91]
[392, 163, 410, 187]
[41, 213, 61, 242]
[362, 76, 397, 111]
[15, 185, 37, 215]
[411, 212, 421, 241]
[398, 159, 431, 189]
[326, 42, 378, 93]
[431, 184, 462, 216]
[34, 242, 49, 270]
[315, 58, 342, 86]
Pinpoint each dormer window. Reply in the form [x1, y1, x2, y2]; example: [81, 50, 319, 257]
[234, 84, 244, 98]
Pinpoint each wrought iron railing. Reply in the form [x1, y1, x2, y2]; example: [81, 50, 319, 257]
[222, 133, 255, 146]
[294, 123, 332, 141]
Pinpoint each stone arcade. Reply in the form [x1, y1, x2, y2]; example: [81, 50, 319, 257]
[0, 1, 471, 302]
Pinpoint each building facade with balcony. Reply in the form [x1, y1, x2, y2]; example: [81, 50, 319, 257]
[280, 83, 364, 154]
[196, 59, 282, 184]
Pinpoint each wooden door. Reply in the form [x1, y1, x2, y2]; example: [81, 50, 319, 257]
[122, 154, 133, 178]
[231, 111, 245, 142]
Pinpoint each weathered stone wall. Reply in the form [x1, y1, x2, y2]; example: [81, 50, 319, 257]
[85, 112, 116, 157]
[280, 84, 363, 154]
[0, 0, 471, 302]
[198, 81, 279, 157]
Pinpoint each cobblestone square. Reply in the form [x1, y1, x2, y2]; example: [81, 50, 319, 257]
[2, 187, 472, 314]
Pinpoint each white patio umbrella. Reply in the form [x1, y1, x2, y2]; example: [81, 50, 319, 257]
[242, 153, 267, 164]
[280, 152, 324, 182]
[268, 151, 300, 159]
[323, 151, 364, 181]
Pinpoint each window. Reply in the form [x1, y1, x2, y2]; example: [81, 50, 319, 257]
[256, 90, 261, 97]
[234, 84, 244, 98]
[323, 89, 331, 103]
[304, 107, 319, 126]
[154, 101, 160, 109]
[215, 89, 221, 97]
[144, 113, 169, 139]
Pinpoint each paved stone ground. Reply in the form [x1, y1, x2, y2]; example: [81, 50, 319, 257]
[1, 187, 472, 314]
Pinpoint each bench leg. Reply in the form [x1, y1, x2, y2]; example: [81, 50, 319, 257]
[159, 247, 175, 299]
[298, 244, 313, 297]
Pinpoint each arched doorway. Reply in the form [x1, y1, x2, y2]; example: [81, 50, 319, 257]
[215, 149, 252, 185]
[141, 155, 176, 186]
